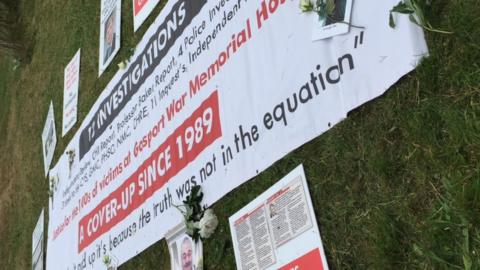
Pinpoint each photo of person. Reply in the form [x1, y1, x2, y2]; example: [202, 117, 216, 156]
[180, 237, 193, 270]
[166, 224, 203, 270]
[312, 0, 352, 40]
[269, 203, 277, 218]
[103, 9, 116, 64]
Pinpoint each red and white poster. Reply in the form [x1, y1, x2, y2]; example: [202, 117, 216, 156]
[62, 50, 80, 136]
[229, 165, 329, 270]
[46, 0, 427, 269]
[132, 0, 161, 32]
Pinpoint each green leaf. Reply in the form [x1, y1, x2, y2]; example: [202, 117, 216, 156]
[191, 185, 201, 196]
[463, 254, 472, 270]
[408, 14, 420, 26]
[391, 2, 414, 14]
[410, 0, 426, 24]
[389, 13, 396, 28]
[185, 205, 193, 220]
[412, 244, 424, 256]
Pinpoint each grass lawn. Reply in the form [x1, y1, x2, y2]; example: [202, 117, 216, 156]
[0, 0, 479, 269]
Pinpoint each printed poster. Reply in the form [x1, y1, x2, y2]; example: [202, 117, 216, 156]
[312, 0, 353, 40]
[166, 224, 204, 270]
[41, 101, 56, 176]
[229, 165, 329, 270]
[99, 0, 121, 76]
[133, 0, 162, 32]
[32, 209, 45, 270]
[62, 49, 80, 136]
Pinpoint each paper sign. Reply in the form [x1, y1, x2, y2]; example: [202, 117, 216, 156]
[62, 49, 80, 136]
[32, 209, 45, 270]
[41, 102, 56, 176]
[312, 0, 353, 40]
[133, 0, 161, 32]
[165, 224, 204, 270]
[229, 165, 330, 270]
[99, 0, 121, 76]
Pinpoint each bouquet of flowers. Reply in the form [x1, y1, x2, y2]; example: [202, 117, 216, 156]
[175, 186, 219, 243]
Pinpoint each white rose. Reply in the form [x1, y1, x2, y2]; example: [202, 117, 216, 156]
[117, 61, 127, 70]
[198, 209, 218, 239]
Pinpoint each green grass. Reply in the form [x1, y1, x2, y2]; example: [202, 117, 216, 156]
[0, 0, 479, 269]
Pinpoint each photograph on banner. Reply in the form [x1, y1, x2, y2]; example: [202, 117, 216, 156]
[41, 101, 56, 176]
[311, 0, 353, 40]
[32, 209, 44, 270]
[45, 0, 427, 268]
[166, 224, 204, 270]
[132, 0, 161, 32]
[99, 0, 121, 76]
[229, 165, 329, 270]
[62, 49, 80, 136]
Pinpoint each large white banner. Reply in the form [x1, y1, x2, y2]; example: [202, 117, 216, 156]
[47, 0, 428, 269]
[62, 50, 80, 136]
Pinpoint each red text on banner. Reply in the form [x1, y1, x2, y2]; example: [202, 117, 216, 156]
[78, 91, 221, 252]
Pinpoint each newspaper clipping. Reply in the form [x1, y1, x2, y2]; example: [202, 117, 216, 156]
[229, 165, 329, 270]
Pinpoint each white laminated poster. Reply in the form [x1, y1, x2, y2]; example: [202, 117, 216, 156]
[229, 165, 329, 270]
[312, 0, 353, 40]
[166, 224, 204, 270]
[32, 209, 45, 270]
[41, 101, 56, 176]
[45, 0, 428, 268]
[132, 0, 161, 32]
[62, 49, 80, 136]
[99, 0, 121, 76]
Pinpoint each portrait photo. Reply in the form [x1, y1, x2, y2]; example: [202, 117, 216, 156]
[166, 224, 203, 270]
[103, 9, 117, 64]
[312, 0, 353, 40]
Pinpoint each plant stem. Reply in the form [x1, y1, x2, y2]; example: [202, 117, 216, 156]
[423, 25, 453, 34]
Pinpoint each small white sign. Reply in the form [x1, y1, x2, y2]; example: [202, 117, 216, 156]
[62, 49, 80, 136]
[99, 0, 121, 76]
[312, 0, 353, 40]
[41, 102, 56, 176]
[132, 0, 161, 32]
[32, 209, 44, 270]
[229, 165, 329, 270]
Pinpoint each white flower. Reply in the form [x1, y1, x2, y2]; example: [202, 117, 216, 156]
[198, 209, 218, 239]
[118, 61, 127, 70]
[196, 257, 204, 270]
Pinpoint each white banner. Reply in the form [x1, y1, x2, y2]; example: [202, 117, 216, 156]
[99, 0, 121, 76]
[33, 209, 45, 270]
[47, 0, 428, 269]
[132, 0, 161, 32]
[42, 101, 56, 176]
[63, 50, 81, 136]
